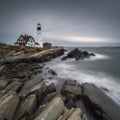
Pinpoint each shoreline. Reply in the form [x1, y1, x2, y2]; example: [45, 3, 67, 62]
[0, 44, 120, 120]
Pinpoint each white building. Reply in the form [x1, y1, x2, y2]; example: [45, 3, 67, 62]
[14, 34, 40, 47]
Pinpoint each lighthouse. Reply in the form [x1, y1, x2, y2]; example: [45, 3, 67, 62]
[36, 23, 43, 47]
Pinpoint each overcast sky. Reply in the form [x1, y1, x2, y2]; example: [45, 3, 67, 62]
[0, 0, 120, 46]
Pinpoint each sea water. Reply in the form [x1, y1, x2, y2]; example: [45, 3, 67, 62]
[46, 47, 120, 105]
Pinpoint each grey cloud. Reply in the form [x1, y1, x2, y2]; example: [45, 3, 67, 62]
[0, 0, 120, 46]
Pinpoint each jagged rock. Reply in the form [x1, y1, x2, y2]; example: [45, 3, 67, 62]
[0, 80, 8, 90]
[63, 85, 82, 96]
[34, 97, 65, 120]
[67, 48, 79, 58]
[57, 108, 75, 120]
[67, 108, 82, 120]
[57, 108, 84, 120]
[4, 81, 23, 92]
[43, 92, 57, 104]
[45, 83, 56, 94]
[19, 77, 44, 97]
[0, 92, 19, 120]
[82, 83, 120, 120]
[61, 80, 82, 97]
[61, 80, 82, 108]
[48, 69, 57, 76]
[30, 83, 44, 104]
[13, 94, 37, 120]
[61, 48, 95, 61]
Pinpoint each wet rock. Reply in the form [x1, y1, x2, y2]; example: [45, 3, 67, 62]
[49, 77, 53, 79]
[101, 87, 109, 92]
[4, 81, 23, 92]
[0, 62, 36, 79]
[48, 69, 57, 76]
[82, 83, 120, 120]
[67, 48, 79, 58]
[34, 96, 65, 120]
[89, 53, 95, 56]
[13, 94, 37, 120]
[0, 92, 19, 120]
[61, 56, 68, 60]
[0, 80, 8, 90]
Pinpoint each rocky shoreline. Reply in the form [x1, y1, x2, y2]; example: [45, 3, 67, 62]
[0, 43, 120, 120]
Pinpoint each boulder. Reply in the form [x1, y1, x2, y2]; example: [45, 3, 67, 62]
[63, 85, 82, 96]
[82, 83, 120, 120]
[13, 94, 37, 120]
[61, 80, 82, 97]
[0, 92, 19, 120]
[34, 97, 65, 120]
[64, 80, 77, 86]
[48, 69, 57, 76]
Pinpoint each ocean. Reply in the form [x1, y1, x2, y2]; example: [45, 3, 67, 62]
[45, 47, 120, 105]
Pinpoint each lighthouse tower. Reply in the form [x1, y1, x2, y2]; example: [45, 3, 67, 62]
[37, 23, 43, 47]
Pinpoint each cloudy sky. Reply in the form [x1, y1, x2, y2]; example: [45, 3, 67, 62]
[0, 0, 120, 46]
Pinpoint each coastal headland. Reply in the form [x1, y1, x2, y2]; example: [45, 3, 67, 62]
[0, 43, 120, 120]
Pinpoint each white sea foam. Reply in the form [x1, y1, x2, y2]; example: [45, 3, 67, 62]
[83, 52, 110, 61]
